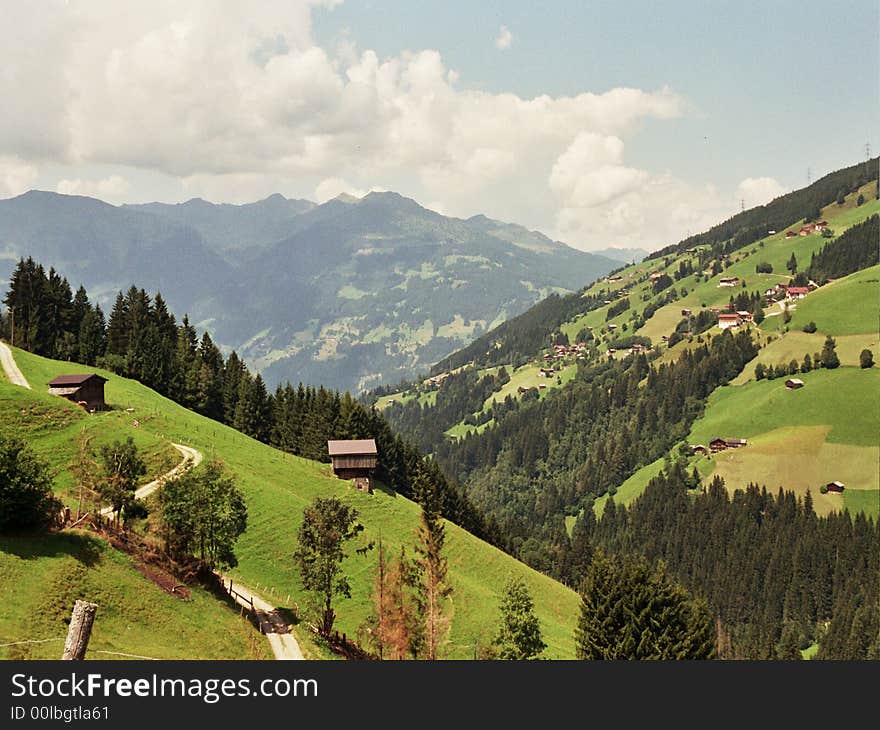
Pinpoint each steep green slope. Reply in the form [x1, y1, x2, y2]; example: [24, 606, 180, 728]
[0, 531, 270, 660]
[6, 347, 581, 658]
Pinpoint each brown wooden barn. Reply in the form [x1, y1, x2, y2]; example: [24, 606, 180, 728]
[825, 481, 845, 493]
[327, 439, 378, 493]
[47, 373, 107, 411]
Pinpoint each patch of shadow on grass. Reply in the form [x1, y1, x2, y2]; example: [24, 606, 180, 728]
[0, 530, 103, 566]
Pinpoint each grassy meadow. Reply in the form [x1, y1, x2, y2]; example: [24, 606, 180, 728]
[3, 346, 581, 659]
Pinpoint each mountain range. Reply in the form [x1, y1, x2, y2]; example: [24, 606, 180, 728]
[0, 190, 622, 391]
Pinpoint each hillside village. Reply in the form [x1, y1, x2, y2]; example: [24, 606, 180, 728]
[376, 173, 879, 518]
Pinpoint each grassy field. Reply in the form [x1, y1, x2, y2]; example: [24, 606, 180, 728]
[686, 368, 879, 515]
[0, 379, 177, 508]
[732, 330, 879, 385]
[784, 265, 880, 336]
[5, 346, 581, 659]
[589, 367, 880, 519]
[0, 531, 270, 660]
[593, 457, 666, 517]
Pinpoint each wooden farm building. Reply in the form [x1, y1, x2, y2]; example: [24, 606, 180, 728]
[785, 378, 805, 390]
[690, 444, 708, 455]
[825, 481, 845, 493]
[47, 373, 107, 411]
[327, 439, 378, 493]
[710, 437, 747, 453]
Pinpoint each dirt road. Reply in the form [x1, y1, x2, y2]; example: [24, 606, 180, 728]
[98, 443, 203, 517]
[219, 577, 305, 660]
[0, 341, 31, 388]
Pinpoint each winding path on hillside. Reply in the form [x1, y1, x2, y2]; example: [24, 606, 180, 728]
[98, 443, 202, 517]
[0, 341, 31, 388]
[0, 342, 303, 661]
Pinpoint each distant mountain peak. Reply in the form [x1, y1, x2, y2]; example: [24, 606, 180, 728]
[333, 192, 360, 204]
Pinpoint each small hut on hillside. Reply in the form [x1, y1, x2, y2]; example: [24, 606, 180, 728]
[327, 439, 378, 493]
[47, 373, 107, 411]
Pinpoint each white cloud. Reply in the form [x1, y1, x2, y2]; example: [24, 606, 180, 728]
[736, 176, 785, 209]
[0, 1, 746, 251]
[0, 156, 39, 198]
[495, 25, 513, 50]
[314, 177, 367, 202]
[57, 174, 130, 200]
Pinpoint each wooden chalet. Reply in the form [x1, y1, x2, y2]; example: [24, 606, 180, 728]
[327, 439, 378, 493]
[785, 378, 805, 390]
[47, 373, 107, 411]
[710, 437, 747, 453]
[718, 312, 744, 330]
[786, 286, 810, 300]
[690, 444, 708, 456]
[825, 481, 845, 493]
[539, 367, 555, 378]
[718, 277, 741, 288]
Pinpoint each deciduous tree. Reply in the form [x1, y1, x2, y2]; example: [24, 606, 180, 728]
[294, 497, 363, 635]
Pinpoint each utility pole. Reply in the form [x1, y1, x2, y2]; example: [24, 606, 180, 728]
[61, 600, 98, 660]
[807, 167, 812, 185]
[740, 199, 745, 213]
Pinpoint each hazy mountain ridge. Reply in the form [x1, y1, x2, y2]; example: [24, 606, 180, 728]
[0, 189, 619, 392]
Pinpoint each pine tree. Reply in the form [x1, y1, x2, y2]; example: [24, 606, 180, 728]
[106, 291, 130, 355]
[493, 576, 546, 660]
[820, 335, 840, 369]
[787, 252, 798, 274]
[78, 305, 106, 366]
[575, 551, 715, 659]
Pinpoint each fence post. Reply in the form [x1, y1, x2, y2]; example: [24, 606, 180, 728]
[61, 600, 98, 660]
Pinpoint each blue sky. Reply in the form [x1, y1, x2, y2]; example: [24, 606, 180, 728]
[313, 0, 877, 193]
[0, 0, 875, 251]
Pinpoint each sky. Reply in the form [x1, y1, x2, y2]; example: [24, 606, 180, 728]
[0, 0, 876, 252]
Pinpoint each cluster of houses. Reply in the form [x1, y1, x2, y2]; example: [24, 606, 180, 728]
[544, 342, 588, 363]
[785, 221, 828, 238]
[606, 342, 651, 358]
[424, 372, 450, 389]
[763, 281, 817, 303]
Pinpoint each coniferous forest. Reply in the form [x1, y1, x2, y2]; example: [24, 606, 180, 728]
[583, 464, 879, 659]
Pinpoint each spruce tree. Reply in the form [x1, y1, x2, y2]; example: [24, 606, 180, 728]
[820, 335, 840, 369]
[493, 576, 546, 660]
[575, 551, 716, 660]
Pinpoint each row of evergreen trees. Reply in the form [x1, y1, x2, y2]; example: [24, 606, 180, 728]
[0, 257, 497, 545]
[805, 214, 879, 283]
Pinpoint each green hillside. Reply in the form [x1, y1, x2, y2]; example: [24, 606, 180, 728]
[686, 368, 880, 517]
[0, 531, 270, 660]
[2, 347, 581, 659]
[381, 184, 879, 452]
